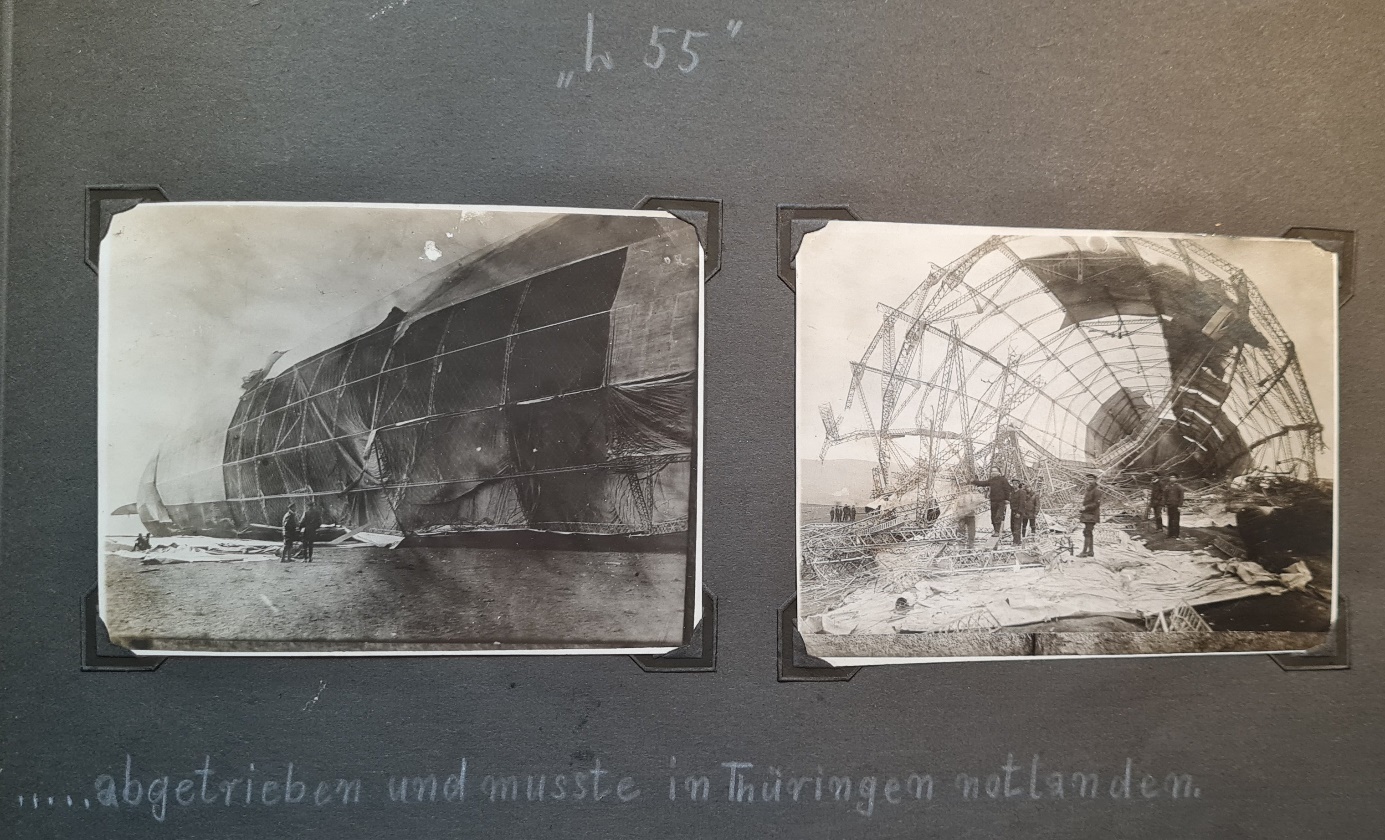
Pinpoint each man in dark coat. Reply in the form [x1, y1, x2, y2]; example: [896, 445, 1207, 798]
[280, 504, 298, 563]
[970, 468, 1011, 536]
[1009, 480, 1030, 545]
[299, 505, 322, 562]
[1025, 481, 1041, 537]
[1078, 474, 1101, 557]
[1164, 476, 1186, 538]
[1149, 472, 1166, 530]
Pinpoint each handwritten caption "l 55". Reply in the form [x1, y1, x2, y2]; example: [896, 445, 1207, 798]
[556, 14, 745, 89]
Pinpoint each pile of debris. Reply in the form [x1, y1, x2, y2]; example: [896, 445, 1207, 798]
[801, 522, 1315, 636]
[803, 548, 1312, 636]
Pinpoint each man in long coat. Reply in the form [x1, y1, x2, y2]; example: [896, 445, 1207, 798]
[1025, 481, 1041, 537]
[1149, 472, 1166, 530]
[1164, 476, 1186, 538]
[299, 505, 322, 562]
[280, 504, 299, 563]
[1078, 474, 1101, 557]
[970, 468, 1012, 537]
[1009, 480, 1030, 545]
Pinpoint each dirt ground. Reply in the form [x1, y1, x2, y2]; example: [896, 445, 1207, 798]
[102, 544, 689, 652]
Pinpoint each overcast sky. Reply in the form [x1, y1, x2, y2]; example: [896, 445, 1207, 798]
[99, 203, 574, 509]
[796, 221, 1338, 477]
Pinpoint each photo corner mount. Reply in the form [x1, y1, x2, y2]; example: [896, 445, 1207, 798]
[776, 205, 858, 292]
[637, 196, 722, 282]
[777, 596, 860, 682]
[631, 587, 717, 673]
[1283, 226, 1355, 308]
[1270, 598, 1350, 671]
[84, 185, 171, 273]
[82, 587, 164, 672]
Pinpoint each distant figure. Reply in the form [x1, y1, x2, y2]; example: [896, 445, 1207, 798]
[1078, 474, 1101, 557]
[970, 467, 1011, 536]
[1009, 480, 1029, 545]
[299, 505, 322, 562]
[1164, 476, 1186, 538]
[280, 504, 299, 563]
[132, 533, 150, 551]
[1149, 471, 1167, 530]
[1025, 482, 1040, 537]
[848, 504, 857, 522]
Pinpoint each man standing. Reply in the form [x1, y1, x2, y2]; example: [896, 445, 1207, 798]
[299, 505, 322, 563]
[1164, 475, 1185, 538]
[970, 468, 1011, 537]
[954, 482, 981, 550]
[280, 504, 298, 563]
[1025, 481, 1041, 537]
[1149, 471, 1166, 531]
[1009, 480, 1029, 545]
[1078, 474, 1101, 557]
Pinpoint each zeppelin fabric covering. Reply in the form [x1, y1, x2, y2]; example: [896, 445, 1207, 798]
[141, 213, 700, 538]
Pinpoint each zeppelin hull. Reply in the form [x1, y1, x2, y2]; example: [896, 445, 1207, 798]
[138, 213, 701, 539]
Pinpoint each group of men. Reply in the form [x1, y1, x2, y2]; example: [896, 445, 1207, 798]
[829, 503, 859, 522]
[969, 468, 1041, 546]
[1077, 471, 1188, 557]
[957, 465, 1192, 559]
[1148, 471, 1187, 538]
[968, 467, 1188, 559]
[280, 503, 323, 562]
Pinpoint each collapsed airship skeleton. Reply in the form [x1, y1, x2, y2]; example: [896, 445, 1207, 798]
[810, 234, 1324, 560]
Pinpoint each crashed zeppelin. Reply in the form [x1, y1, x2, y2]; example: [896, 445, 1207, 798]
[131, 214, 700, 541]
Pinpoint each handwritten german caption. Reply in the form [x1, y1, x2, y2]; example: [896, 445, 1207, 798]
[15, 753, 1203, 822]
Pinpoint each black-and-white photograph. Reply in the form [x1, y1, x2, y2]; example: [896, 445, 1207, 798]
[796, 222, 1337, 661]
[99, 202, 702, 654]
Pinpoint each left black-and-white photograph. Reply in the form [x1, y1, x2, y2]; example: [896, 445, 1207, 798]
[99, 202, 702, 654]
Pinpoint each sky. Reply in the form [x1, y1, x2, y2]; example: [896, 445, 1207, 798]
[796, 221, 1338, 478]
[99, 203, 575, 512]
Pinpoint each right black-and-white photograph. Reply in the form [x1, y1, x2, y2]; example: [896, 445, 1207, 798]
[796, 222, 1338, 662]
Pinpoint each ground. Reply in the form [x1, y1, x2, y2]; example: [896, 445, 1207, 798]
[102, 543, 689, 652]
[1015, 521, 1332, 634]
[798, 506, 1334, 658]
